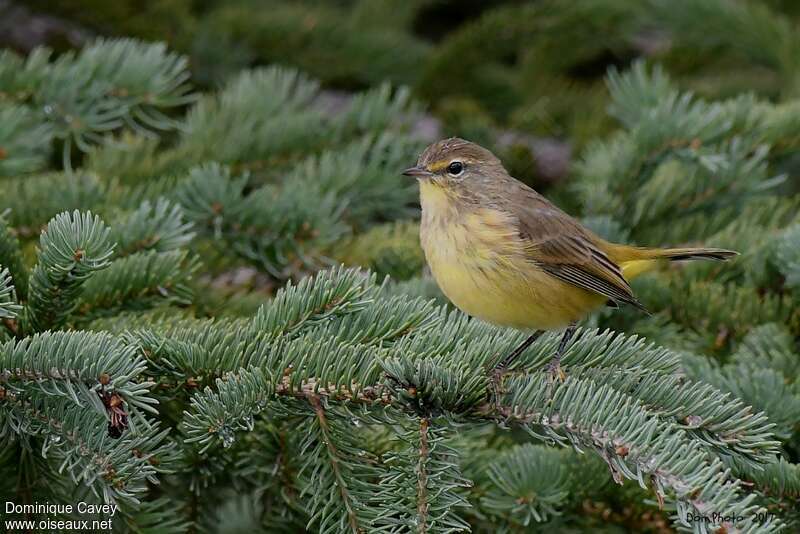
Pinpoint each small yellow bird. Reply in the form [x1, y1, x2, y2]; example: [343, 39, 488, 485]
[403, 137, 737, 376]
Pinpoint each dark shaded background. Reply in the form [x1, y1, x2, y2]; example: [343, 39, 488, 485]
[5, 0, 800, 200]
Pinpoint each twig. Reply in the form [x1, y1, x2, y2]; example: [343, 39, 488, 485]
[417, 417, 430, 534]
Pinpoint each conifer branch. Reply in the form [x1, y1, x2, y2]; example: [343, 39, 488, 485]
[251, 265, 380, 338]
[481, 444, 571, 525]
[416, 417, 430, 533]
[180, 66, 323, 163]
[173, 163, 347, 278]
[182, 367, 273, 453]
[0, 331, 155, 413]
[307, 394, 363, 534]
[0, 393, 172, 506]
[109, 199, 194, 257]
[0, 211, 28, 300]
[0, 268, 21, 322]
[493, 374, 779, 533]
[0, 104, 53, 176]
[0, 173, 105, 234]
[23, 211, 114, 333]
[77, 249, 198, 320]
[19, 38, 194, 169]
[375, 416, 471, 532]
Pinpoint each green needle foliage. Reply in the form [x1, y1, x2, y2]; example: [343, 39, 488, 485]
[1, 35, 799, 534]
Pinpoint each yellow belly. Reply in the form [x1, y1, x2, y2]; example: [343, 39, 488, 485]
[419, 185, 604, 330]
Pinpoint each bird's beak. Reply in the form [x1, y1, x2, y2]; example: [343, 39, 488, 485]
[402, 166, 433, 179]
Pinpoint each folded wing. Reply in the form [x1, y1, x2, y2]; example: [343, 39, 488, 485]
[511, 198, 648, 313]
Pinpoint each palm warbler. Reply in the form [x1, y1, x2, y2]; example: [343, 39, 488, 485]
[403, 137, 737, 376]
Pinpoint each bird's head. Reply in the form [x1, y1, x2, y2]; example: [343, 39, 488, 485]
[402, 137, 509, 196]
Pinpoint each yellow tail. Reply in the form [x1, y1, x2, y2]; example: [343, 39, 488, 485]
[606, 245, 739, 281]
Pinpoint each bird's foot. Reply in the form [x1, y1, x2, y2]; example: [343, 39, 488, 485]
[490, 365, 508, 411]
[544, 356, 566, 383]
[489, 364, 529, 410]
[543, 322, 575, 387]
[542, 356, 566, 401]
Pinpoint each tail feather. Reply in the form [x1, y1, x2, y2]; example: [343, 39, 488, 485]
[654, 247, 739, 262]
[609, 245, 739, 281]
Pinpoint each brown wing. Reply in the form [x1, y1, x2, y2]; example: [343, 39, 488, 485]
[508, 190, 647, 312]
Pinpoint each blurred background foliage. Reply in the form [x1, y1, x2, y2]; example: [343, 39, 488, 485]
[9, 0, 800, 192]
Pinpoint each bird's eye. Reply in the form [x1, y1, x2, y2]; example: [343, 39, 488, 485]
[447, 161, 464, 176]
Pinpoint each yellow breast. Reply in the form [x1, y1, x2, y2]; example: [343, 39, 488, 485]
[418, 181, 604, 330]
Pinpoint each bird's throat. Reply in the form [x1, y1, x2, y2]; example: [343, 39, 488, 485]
[419, 180, 461, 226]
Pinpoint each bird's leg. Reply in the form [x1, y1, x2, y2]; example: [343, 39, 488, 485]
[498, 331, 544, 371]
[490, 331, 544, 408]
[545, 322, 577, 383]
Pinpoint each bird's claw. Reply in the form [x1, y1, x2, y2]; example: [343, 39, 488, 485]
[490, 365, 508, 410]
[545, 357, 566, 383]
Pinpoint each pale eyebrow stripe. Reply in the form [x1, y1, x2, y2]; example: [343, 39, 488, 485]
[428, 160, 449, 172]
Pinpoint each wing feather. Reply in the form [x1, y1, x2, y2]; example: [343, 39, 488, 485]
[505, 190, 647, 312]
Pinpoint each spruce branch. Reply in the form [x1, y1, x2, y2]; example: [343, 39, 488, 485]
[75, 38, 195, 117]
[731, 323, 800, 380]
[85, 133, 172, 185]
[0, 210, 28, 300]
[258, 336, 385, 401]
[332, 84, 418, 140]
[117, 497, 191, 534]
[606, 61, 675, 129]
[78, 249, 198, 320]
[682, 349, 800, 443]
[495, 373, 778, 533]
[684, 197, 800, 288]
[571, 365, 781, 465]
[247, 399, 387, 534]
[0, 268, 21, 322]
[252, 265, 380, 338]
[774, 222, 800, 289]
[75, 264, 793, 530]
[0, 47, 50, 101]
[634, 276, 796, 344]
[0, 331, 155, 414]
[182, 366, 274, 453]
[0, 173, 106, 234]
[0, 103, 53, 176]
[305, 294, 439, 348]
[109, 199, 195, 257]
[735, 457, 800, 516]
[283, 133, 422, 226]
[578, 61, 786, 245]
[180, 66, 323, 163]
[23, 211, 114, 333]
[173, 163, 347, 278]
[480, 444, 570, 525]
[123, 318, 254, 379]
[302, 395, 367, 534]
[120, 266, 382, 380]
[375, 416, 471, 533]
[417, 418, 430, 532]
[29, 38, 193, 169]
[0, 393, 173, 506]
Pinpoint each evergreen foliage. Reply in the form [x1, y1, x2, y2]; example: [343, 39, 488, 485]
[15, 0, 800, 146]
[0, 28, 799, 534]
